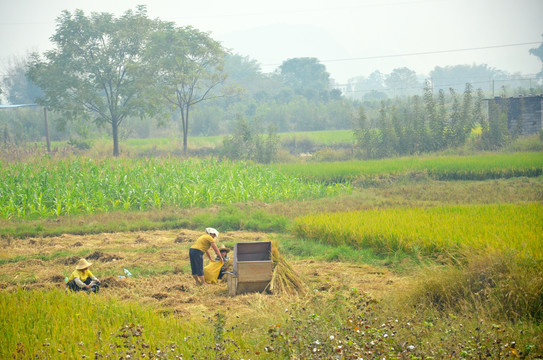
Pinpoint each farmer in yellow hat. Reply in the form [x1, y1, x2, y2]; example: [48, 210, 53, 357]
[189, 227, 224, 285]
[66, 258, 101, 293]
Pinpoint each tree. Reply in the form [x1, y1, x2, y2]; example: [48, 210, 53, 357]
[429, 64, 504, 93]
[423, 80, 442, 151]
[279, 57, 330, 100]
[385, 67, 420, 97]
[473, 88, 485, 129]
[447, 88, 462, 147]
[222, 54, 275, 95]
[2, 55, 43, 104]
[27, 6, 157, 156]
[145, 25, 229, 154]
[353, 106, 380, 159]
[529, 35, 543, 78]
[460, 83, 474, 143]
[437, 89, 448, 148]
[481, 99, 510, 149]
[347, 70, 386, 100]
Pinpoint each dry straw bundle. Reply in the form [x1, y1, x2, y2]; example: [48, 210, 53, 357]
[268, 241, 306, 295]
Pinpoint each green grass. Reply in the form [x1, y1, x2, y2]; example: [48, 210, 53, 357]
[274, 152, 543, 183]
[276, 235, 419, 271]
[278, 129, 355, 145]
[0, 204, 291, 240]
[82, 130, 356, 157]
[2, 286, 540, 359]
[1, 175, 540, 240]
[192, 205, 290, 233]
[117, 130, 354, 155]
[2, 136, 543, 359]
[0, 288, 229, 359]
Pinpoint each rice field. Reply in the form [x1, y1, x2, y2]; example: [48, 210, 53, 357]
[1, 145, 542, 358]
[293, 203, 543, 260]
[0, 157, 347, 219]
[0, 229, 407, 359]
[274, 152, 543, 182]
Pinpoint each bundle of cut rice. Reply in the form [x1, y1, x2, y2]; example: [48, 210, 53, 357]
[268, 241, 306, 295]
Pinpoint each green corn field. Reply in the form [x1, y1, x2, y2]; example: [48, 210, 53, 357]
[0, 157, 347, 219]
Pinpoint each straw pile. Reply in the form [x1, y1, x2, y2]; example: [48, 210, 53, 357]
[268, 241, 306, 295]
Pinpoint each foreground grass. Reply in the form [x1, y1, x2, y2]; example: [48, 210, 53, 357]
[2, 284, 541, 359]
[0, 288, 230, 359]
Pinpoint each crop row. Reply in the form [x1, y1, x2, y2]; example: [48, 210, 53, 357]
[0, 157, 347, 219]
[292, 203, 543, 260]
[274, 152, 543, 182]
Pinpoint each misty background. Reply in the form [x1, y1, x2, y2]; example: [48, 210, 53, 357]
[1, 0, 542, 84]
[0, 0, 542, 158]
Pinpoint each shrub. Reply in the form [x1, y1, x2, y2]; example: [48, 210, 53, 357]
[280, 135, 316, 154]
[220, 117, 280, 163]
[407, 251, 543, 321]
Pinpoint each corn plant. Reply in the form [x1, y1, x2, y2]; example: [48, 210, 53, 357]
[0, 157, 347, 219]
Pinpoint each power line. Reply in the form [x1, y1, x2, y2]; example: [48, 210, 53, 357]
[261, 42, 542, 67]
[338, 76, 542, 93]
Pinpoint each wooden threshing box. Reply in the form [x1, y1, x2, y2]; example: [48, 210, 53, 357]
[227, 241, 272, 296]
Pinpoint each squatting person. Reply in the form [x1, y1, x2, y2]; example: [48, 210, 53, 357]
[66, 258, 101, 293]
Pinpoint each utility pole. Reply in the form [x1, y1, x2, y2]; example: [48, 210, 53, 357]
[44, 107, 51, 153]
[492, 80, 495, 97]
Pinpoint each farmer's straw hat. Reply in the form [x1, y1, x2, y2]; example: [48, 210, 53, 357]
[76, 258, 92, 270]
[219, 244, 230, 253]
[206, 227, 219, 237]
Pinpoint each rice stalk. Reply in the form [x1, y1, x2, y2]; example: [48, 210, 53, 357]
[268, 241, 306, 295]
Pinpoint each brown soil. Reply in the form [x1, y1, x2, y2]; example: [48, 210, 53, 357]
[0, 230, 407, 319]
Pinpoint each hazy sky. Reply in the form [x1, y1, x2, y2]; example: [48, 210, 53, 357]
[1, 0, 542, 84]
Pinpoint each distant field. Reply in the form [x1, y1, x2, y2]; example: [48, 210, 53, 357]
[274, 152, 543, 182]
[120, 129, 355, 151]
[278, 129, 354, 145]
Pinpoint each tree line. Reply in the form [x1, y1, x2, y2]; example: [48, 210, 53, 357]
[352, 82, 512, 159]
[1, 10, 542, 159]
